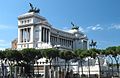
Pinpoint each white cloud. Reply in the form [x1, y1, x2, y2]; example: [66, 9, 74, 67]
[61, 24, 104, 33]
[0, 25, 17, 30]
[87, 24, 103, 31]
[0, 39, 10, 47]
[79, 26, 84, 32]
[108, 24, 120, 30]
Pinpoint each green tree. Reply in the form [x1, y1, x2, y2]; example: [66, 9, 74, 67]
[82, 48, 101, 78]
[42, 48, 59, 69]
[115, 46, 120, 77]
[106, 46, 119, 77]
[102, 48, 114, 77]
[0, 50, 5, 63]
[20, 48, 37, 77]
[41, 48, 59, 78]
[89, 48, 102, 78]
[84, 49, 91, 78]
[0, 50, 6, 77]
[36, 49, 43, 60]
[59, 50, 74, 71]
[74, 49, 85, 75]
[21, 48, 37, 63]
[5, 49, 21, 78]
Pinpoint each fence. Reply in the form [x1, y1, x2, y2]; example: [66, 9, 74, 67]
[0, 63, 119, 78]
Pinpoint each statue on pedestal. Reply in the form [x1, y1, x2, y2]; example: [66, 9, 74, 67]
[28, 3, 40, 13]
[71, 22, 79, 30]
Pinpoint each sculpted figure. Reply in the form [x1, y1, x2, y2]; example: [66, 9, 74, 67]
[28, 3, 40, 13]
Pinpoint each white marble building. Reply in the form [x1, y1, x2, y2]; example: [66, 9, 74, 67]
[15, 8, 89, 77]
[17, 11, 88, 50]
[11, 5, 110, 78]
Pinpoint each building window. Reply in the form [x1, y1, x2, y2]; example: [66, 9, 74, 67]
[27, 20, 29, 23]
[21, 21, 23, 24]
[25, 20, 26, 24]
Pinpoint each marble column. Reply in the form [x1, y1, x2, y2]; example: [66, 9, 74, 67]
[46, 29, 48, 43]
[18, 28, 21, 43]
[23, 29, 25, 42]
[39, 26, 41, 42]
[24, 28, 27, 42]
[41, 27, 43, 42]
[44, 28, 46, 42]
[29, 28, 31, 42]
[26, 28, 28, 42]
[48, 29, 50, 44]
[19, 29, 23, 43]
[30, 26, 34, 42]
[21, 29, 23, 42]
[43, 28, 45, 42]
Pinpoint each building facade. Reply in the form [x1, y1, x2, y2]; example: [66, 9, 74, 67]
[10, 5, 110, 78]
[17, 11, 88, 50]
[13, 8, 89, 77]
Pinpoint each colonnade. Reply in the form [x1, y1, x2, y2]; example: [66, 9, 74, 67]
[18, 26, 50, 44]
[50, 36, 73, 48]
[18, 28, 31, 43]
[41, 27, 50, 43]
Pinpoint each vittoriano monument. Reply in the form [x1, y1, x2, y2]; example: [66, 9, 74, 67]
[28, 3, 40, 13]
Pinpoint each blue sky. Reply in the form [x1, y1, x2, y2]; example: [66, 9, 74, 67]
[0, 0, 120, 49]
